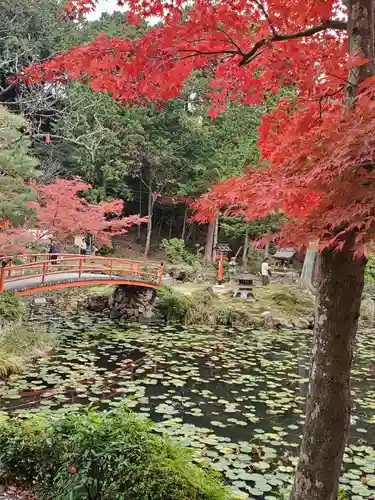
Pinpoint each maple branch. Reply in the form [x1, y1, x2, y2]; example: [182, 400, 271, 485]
[179, 48, 240, 57]
[253, 0, 278, 36]
[239, 20, 347, 66]
[217, 26, 245, 54]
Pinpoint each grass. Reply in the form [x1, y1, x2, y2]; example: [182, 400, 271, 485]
[0, 325, 55, 378]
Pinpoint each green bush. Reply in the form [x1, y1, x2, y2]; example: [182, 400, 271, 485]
[160, 238, 186, 263]
[160, 238, 202, 268]
[0, 407, 230, 500]
[156, 285, 191, 322]
[0, 292, 24, 322]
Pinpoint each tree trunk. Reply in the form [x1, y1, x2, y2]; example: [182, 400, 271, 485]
[137, 178, 142, 242]
[144, 190, 153, 258]
[204, 218, 216, 262]
[181, 205, 188, 241]
[212, 213, 219, 263]
[242, 226, 249, 266]
[168, 207, 173, 239]
[290, 242, 366, 500]
[264, 242, 270, 258]
[300, 243, 317, 293]
[291, 2, 374, 498]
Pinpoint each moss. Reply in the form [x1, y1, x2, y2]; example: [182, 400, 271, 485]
[157, 284, 314, 328]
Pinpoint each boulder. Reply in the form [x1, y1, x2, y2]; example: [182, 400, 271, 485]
[85, 294, 109, 312]
[360, 295, 375, 323]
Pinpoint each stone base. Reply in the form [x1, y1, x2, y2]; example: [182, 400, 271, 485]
[109, 285, 156, 320]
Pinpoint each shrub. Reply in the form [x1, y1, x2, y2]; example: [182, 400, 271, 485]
[160, 238, 202, 268]
[0, 407, 231, 500]
[160, 238, 186, 263]
[0, 292, 24, 322]
[156, 285, 191, 322]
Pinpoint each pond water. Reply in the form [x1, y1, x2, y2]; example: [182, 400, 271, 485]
[1, 310, 375, 499]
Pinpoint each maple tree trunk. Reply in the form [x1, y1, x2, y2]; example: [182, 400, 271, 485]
[144, 190, 153, 258]
[204, 218, 216, 262]
[291, 3, 374, 498]
[290, 242, 366, 500]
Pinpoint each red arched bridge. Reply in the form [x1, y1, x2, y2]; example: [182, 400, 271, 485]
[0, 254, 164, 295]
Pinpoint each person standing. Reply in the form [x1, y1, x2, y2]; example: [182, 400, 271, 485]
[261, 258, 270, 285]
[80, 240, 87, 256]
[49, 241, 58, 265]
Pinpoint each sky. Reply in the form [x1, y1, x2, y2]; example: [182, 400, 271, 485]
[86, 0, 159, 24]
[86, 0, 125, 20]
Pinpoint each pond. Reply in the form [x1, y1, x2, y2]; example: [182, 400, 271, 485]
[1, 309, 375, 499]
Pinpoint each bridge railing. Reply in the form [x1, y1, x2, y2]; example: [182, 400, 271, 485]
[0, 254, 164, 292]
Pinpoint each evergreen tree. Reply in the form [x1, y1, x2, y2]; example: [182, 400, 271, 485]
[0, 106, 38, 225]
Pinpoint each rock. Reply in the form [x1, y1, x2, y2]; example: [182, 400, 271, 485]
[109, 285, 156, 320]
[85, 294, 109, 312]
[260, 311, 272, 317]
[33, 297, 47, 306]
[360, 295, 375, 323]
[261, 311, 276, 329]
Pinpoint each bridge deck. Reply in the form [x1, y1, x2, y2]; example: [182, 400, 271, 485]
[4, 272, 157, 294]
[0, 254, 163, 295]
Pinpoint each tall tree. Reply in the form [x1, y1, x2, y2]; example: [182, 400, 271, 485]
[23, 2, 375, 498]
[0, 105, 38, 254]
[0, 105, 37, 225]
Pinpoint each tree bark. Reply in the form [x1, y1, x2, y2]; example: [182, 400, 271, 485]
[204, 218, 216, 262]
[264, 242, 270, 258]
[181, 205, 188, 241]
[212, 212, 219, 263]
[300, 243, 317, 293]
[242, 226, 249, 266]
[137, 178, 142, 242]
[290, 241, 366, 500]
[144, 189, 153, 258]
[291, 2, 374, 498]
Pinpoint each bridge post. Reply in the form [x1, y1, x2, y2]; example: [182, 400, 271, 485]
[79, 257, 83, 277]
[158, 262, 164, 285]
[0, 266, 5, 293]
[42, 261, 48, 284]
[109, 259, 113, 277]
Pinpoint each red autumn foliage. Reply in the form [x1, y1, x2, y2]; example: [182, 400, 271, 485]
[0, 228, 34, 256]
[30, 177, 147, 245]
[22, 0, 375, 256]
